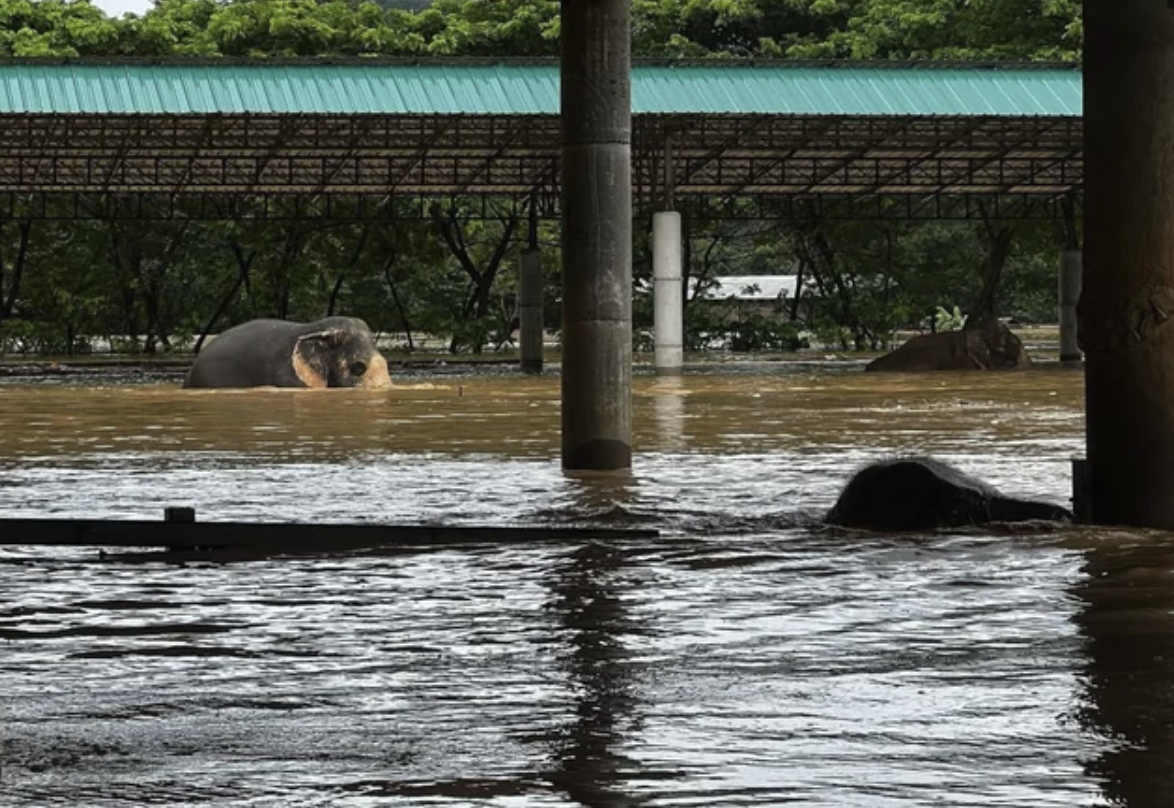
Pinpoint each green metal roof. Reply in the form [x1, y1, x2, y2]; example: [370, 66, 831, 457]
[0, 61, 1081, 117]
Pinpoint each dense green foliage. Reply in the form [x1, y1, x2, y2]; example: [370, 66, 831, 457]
[0, 0, 1082, 355]
[0, 0, 1081, 60]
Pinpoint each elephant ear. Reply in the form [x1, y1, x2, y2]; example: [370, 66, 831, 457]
[291, 327, 347, 388]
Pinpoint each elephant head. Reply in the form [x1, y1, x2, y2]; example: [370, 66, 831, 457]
[291, 317, 392, 389]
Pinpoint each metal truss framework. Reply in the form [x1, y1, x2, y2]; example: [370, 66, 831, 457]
[0, 112, 1083, 220]
[0, 191, 1076, 222]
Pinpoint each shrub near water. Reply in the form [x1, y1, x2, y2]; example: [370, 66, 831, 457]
[683, 304, 809, 353]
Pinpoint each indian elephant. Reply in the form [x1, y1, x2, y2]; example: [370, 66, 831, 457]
[183, 317, 392, 390]
[825, 456, 1071, 531]
[865, 318, 1032, 373]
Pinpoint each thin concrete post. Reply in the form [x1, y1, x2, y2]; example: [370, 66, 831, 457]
[653, 134, 683, 376]
[560, 0, 633, 472]
[519, 248, 543, 374]
[1080, 0, 1174, 527]
[1059, 249, 1082, 364]
[653, 211, 684, 375]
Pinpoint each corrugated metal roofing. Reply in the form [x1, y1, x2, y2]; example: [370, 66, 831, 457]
[0, 62, 1082, 117]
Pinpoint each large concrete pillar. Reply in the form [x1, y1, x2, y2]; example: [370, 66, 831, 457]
[1059, 249, 1082, 364]
[1080, 0, 1174, 527]
[519, 248, 543, 374]
[653, 211, 684, 376]
[560, 0, 632, 472]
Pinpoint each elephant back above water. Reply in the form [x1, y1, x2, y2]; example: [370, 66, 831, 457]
[865, 319, 1031, 373]
[825, 456, 1071, 532]
[183, 317, 392, 390]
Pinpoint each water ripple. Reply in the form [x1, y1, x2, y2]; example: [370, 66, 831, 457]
[0, 368, 1149, 806]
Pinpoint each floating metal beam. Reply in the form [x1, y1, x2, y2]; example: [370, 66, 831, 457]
[0, 515, 658, 559]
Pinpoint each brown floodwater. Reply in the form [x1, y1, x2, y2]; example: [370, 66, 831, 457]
[1, 362, 1170, 806]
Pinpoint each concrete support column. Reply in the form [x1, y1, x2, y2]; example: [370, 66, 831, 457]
[519, 248, 543, 374]
[1059, 249, 1082, 364]
[653, 211, 684, 376]
[559, 0, 632, 472]
[1081, 0, 1174, 527]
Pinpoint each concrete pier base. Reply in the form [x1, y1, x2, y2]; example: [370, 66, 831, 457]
[560, 0, 632, 472]
[1081, 0, 1174, 528]
[653, 211, 684, 376]
[518, 248, 543, 374]
[1059, 249, 1082, 365]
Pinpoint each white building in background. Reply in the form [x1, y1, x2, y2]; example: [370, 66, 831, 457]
[638, 274, 812, 306]
[690, 274, 818, 321]
[696, 275, 802, 302]
[635, 272, 820, 327]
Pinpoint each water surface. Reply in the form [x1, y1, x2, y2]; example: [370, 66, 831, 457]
[2, 365, 1168, 807]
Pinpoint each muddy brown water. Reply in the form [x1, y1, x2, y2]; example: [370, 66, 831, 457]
[0, 363, 1169, 806]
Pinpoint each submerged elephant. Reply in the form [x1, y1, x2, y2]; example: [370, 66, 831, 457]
[865, 319, 1031, 373]
[825, 456, 1071, 531]
[183, 317, 392, 390]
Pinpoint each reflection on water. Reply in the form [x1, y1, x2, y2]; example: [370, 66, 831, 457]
[0, 364, 1164, 806]
[545, 542, 643, 807]
[0, 369, 1085, 525]
[1073, 536, 1174, 808]
[0, 366, 1084, 463]
[649, 377, 687, 454]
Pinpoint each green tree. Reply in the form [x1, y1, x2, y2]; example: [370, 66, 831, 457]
[798, 0, 1081, 60]
[0, 0, 1084, 356]
[0, 0, 121, 57]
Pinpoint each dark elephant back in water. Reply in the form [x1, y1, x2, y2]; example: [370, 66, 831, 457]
[826, 456, 1071, 531]
[865, 319, 1032, 373]
[183, 317, 392, 390]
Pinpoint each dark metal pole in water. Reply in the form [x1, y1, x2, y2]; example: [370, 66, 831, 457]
[1081, 1, 1174, 527]
[1059, 196, 1083, 366]
[560, 0, 633, 471]
[519, 199, 544, 375]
